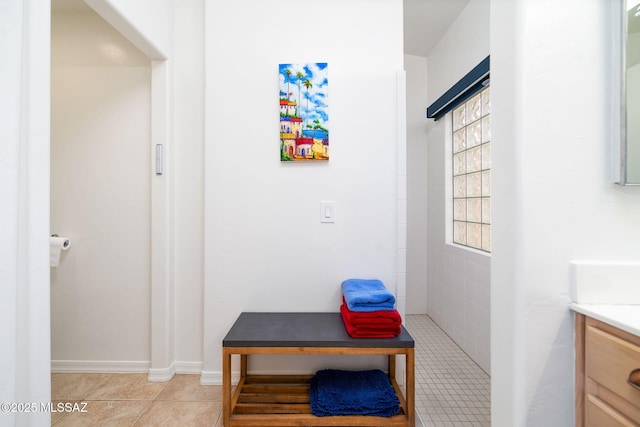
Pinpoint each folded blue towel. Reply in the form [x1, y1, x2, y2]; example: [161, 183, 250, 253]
[310, 369, 400, 417]
[341, 279, 396, 312]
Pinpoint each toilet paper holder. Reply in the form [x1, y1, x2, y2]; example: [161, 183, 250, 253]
[50, 234, 71, 267]
[51, 234, 70, 246]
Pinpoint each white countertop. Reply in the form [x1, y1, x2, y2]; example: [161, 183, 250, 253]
[570, 303, 640, 337]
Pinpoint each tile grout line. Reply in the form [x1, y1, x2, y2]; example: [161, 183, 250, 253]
[131, 377, 172, 426]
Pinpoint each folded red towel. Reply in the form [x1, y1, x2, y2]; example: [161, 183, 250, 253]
[341, 297, 402, 327]
[340, 303, 402, 338]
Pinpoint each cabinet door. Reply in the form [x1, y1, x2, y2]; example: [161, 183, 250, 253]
[586, 394, 639, 427]
[583, 318, 640, 425]
[586, 325, 640, 409]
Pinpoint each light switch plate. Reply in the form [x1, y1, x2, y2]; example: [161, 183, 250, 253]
[320, 201, 335, 223]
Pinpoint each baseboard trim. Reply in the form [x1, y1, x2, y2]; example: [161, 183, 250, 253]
[51, 360, 204, 378]
[174, 361, 203, 374]
[51, 360, 149, 373]
[51, 360, 235, 388]
[148, 363, 175, 382]
[199, 370, 249, 385]
[147, 362, 204, 382]
[199, 370, 222, 385]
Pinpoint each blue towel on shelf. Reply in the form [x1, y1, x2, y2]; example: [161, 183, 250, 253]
[341, 279, 396, 312]
[310, 369, 400, 417]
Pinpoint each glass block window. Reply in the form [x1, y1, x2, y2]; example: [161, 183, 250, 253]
[451, 86, 491, 252]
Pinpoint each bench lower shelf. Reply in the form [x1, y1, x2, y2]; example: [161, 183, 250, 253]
[228, 374, 410, 426]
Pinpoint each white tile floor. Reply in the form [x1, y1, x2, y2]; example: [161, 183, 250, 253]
[406, 315, 491, 427]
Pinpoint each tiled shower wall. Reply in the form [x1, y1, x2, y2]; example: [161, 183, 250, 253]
[405, 54, 429, 315]
[426, 119, 491, 373]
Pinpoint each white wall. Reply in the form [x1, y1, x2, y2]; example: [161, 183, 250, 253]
[50, 11, 152, 367]
[0, 0, 51, 425]
[404, 54, 429, 314]
[172, 0, 205, 368]
[203, 0, 404, 378]
[424, 0, 491, 372]
[426, 0, 490, 105]
[491, 0, 640, 425]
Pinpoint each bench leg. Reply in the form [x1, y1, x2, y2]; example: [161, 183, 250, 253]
[406, 348, 415, 427]
[240, 354, 247, 377]
[222, 349, 232, 427]
[388, 354, 396, 380]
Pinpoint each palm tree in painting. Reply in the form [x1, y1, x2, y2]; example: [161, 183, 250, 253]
[312, 119, 320, 139]
[285, 68, 292, 101]
[303, 78, 313, 127]
[311, 119, 328, 141]
[295, 71, 304, 117]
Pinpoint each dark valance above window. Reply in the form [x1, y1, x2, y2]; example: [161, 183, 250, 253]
[426, 56, 490, 121]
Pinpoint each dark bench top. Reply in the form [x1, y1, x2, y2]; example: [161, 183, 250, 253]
[223, 312, 414, 348]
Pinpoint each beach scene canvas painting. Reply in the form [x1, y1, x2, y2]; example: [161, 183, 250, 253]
[279, 62, 329, 161]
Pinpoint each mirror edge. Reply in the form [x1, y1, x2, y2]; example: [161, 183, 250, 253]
[614, 0, 627, 185]
[620, 0, 629, 185]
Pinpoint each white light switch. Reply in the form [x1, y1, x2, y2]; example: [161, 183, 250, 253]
[320, 201, 335, 223]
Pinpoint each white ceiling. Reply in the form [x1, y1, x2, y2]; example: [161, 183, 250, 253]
[404, 0, 470, 57]
[52, 0, 469, 58]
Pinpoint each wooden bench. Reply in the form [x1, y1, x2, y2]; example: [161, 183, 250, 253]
[222, 312, 415, 426]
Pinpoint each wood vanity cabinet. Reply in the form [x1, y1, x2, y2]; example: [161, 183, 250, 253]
[575, 314, 640, 426]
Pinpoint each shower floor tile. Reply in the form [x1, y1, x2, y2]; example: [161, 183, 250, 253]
[406, 314, 491, 427]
